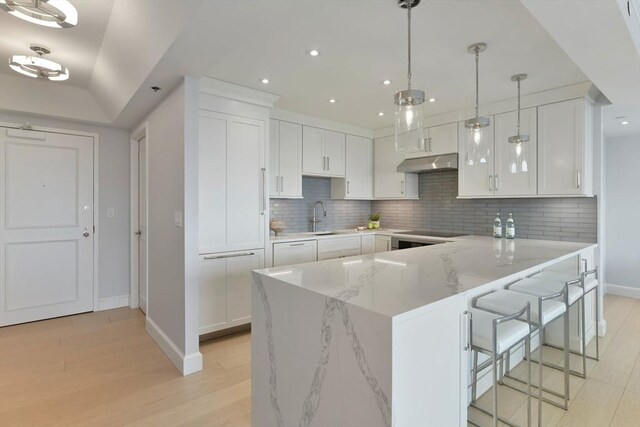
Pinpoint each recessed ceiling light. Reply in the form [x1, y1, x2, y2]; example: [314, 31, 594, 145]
[621, 120, 630, 125]
[308, 49, 320, 57]
[428, 97, 437, 103]
[0, 0, 78, 28]
[260, 78, 269, 84]
[329, 98, 336, 103]
[378, 112, 384, 116]
[382, 79, 392, 85]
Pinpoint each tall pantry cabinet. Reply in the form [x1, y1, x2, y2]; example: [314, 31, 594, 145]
[197, 84, 276, 335]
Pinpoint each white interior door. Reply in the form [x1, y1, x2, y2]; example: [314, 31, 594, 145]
[0, 127, 94, 326]
[138, 136, 148, 314]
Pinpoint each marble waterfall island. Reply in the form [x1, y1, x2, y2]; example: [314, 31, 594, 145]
[252, 236, 595, 427]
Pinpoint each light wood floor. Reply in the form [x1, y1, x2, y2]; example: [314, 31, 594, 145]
[0, 295, 638, 427]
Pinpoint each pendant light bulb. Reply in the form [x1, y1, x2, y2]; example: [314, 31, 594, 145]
[464, 43, 490, 166]
[508, 74, 529, 174]
[394, 0, 425, 153]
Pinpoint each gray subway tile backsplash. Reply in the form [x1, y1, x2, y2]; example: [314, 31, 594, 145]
[269, 171, 597, 242]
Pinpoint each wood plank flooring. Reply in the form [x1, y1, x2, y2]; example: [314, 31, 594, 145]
[0, 295, 637, 426]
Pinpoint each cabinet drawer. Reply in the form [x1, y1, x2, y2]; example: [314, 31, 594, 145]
[273, 240, 317, 267]
[317, 248, 361, 261]
[317, 236, 361, 254]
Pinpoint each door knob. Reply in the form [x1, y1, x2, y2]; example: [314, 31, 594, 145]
[83, 231, 90, 237]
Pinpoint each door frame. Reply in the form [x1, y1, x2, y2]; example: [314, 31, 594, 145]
[0, 121, 100, 312]
[129, 122, 148, 311]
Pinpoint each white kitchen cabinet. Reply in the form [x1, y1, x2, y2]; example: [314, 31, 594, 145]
[302, 126, 346, 177]
[199, 249, 264, 335]
[317, 236, 362, 260]
[538, 98, 593, 196]
[494, 107, 537, 196]
[331, 134, 373, 199]
[270, 119, 302, 198]
[458, 120, 495, 197]
[273, 240, 317, 267]
[375, 235, 391, 252]
[199, 110, 266, 254]
[373, 135, 419, 199]
[361, 235, 376, 254]
[405, 122, 458, 159]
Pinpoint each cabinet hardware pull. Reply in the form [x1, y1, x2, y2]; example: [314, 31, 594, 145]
[347, 181, 350, 194]
[289, 242, 305, 246]
[495, 174, 499, 191]
[489, 175, 493, 191]
[576, 170, 581, 189]
[204, 252, 255, 260]
[322, 156, 326, 170]
[462, 310, 472, 350]
[428, 137, 433, 153]
[327, 156, 330, 171]
[400, 180, 404, 195]
[280, 176, 284, 192]
[261, 168, 267, 215]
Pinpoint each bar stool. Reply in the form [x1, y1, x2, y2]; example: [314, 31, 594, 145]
[468, 305, 533, 427]
[531, 260, 600, 363]
[473, 286, 569, 425]
[509, 276, 587, 378]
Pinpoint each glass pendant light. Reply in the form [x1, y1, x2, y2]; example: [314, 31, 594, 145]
[508, 74, 529, 174]
[464, 43, 490, 166]
[0, 0, 78, 28]
[394, 0, 425, 153]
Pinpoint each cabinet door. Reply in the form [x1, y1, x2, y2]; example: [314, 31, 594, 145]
[269, 119, 280, 197]
[199, 255, 227, 334]
[273, 240, 317, 267]
[345, 135, 373, 198]
[374, 236, 391, 252]
[458, 121, 495, 197]
[199, 111, 229, 253]
[538, 99, 584, 195]
[361, 235, 376, 254]
[428, 122, 458, 155]
[278, 121, 303, 198]
[324, 130, 346, 176]
[374, 135, 407, 198]
[302, 126, 325, 175]
[227, 116, 266, 250]
[226, 250, 264, 326]
[494, 108, 537, 196]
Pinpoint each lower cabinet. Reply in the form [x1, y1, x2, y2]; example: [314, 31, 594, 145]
[375, 235, 392, 252]
[361, 235, 376, 254]
[317, 236, 362, 260]
[273, 240, 317, 267]
[199, 249, 264, 335]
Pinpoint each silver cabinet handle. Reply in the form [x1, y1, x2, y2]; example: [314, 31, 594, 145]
[495, 174, 499, 191]
[489, 175, 493, 191]
[400, 180, 405, 195]
[327, 156, 330, 171]
[322, 156, 326, 170]
[462, 310, 472, 351]
[261, 168, 267, 215]
[576, 170, 582, 189]
[280, 176, 284, 193]
[428, 137, 433, 153]
[204, 252, 255, 260]
[289, 242, 306, 246]
[347, 180, 350, 194]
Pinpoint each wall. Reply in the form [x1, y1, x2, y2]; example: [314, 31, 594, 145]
[138, 77, 201, 375]
[372, 171, 598, 243]
[270, 177, 372, 233]
[0, 111, 131, 305]
[604, 135, 640, 295]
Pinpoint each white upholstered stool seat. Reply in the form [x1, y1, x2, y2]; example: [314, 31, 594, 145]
[476, 290, 566, 326]
[510, 278, 583, 305]
[532, 271, 598, 293]
[470, 308, 530, 354]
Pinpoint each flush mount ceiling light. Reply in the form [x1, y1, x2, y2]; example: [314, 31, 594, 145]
[394, 0, 425, 153]
[508, 74, 530, 174]
[9, 44, 69, 81]
[464, 42, 490, 166]
[0, 0, 78, 28]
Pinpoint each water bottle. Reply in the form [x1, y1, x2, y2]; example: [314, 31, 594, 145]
[493, 213, 502, 238]
[506, 213, 515, 239]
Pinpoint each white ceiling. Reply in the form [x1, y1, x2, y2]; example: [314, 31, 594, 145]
[204, 0, 587, 130]
[0, 0, 115, 88]
[604, 104, 640, 139]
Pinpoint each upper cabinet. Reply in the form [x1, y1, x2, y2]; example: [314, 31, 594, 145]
[405, 122, 459, 159]
[538, 98, 593, 196]
[270, 119, 302, 198]
[331, 134, 373, 199]
[374, 135, 419, 199]
[302, 126, 346, 177]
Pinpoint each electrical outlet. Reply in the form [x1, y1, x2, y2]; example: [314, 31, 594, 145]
[107, 208, 115, 218]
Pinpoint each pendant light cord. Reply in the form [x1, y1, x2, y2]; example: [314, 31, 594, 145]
[516, 77, 521, 135]
[474, 47, 479, 118]
[407, 0, 412, 92]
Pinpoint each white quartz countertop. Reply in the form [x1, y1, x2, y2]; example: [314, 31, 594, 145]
[255, 236, 596, 318]
[269, 228, 408, 243]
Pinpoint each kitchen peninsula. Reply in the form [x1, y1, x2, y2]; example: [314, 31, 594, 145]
[252, 236, 596, 427]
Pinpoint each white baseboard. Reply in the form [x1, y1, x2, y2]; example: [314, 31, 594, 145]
[146, 316, 203, 376]
[605, 283, 640, 299]
[98, 295, 130, 311]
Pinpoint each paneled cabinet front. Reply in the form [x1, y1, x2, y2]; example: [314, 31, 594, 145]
[405, 122, 459, 159]
[273, 240, 317, 267]
[199, 250, 264, 335]
[270, 119, 302, 198]
[302, 125, 346, 177]
[199, 110, 266, 254]
[374, 135, 419, 199]
[331, 134, 373, 199]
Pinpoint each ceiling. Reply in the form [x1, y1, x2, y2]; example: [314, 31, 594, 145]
[0, 0, 115, 88]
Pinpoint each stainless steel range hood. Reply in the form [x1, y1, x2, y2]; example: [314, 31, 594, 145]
[396, 153, 458, 173]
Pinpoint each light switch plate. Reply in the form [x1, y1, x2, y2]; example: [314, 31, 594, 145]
[174, 211, 183, 227]
[107, 208, 115, 218]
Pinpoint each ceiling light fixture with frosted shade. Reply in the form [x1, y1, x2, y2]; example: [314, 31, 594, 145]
[394, 0, 425, 153]
[508, 74, 529, 174]
[9, 44, 69, 81]
[0, 0, 78, 28]
[464, 43, 490, 166]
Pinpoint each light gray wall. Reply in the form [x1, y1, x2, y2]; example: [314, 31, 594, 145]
[0, 111, 131, 302]
[604, 135, 640, 289]
[372, 171, 598, 242]
[270, 177, 372, 233]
